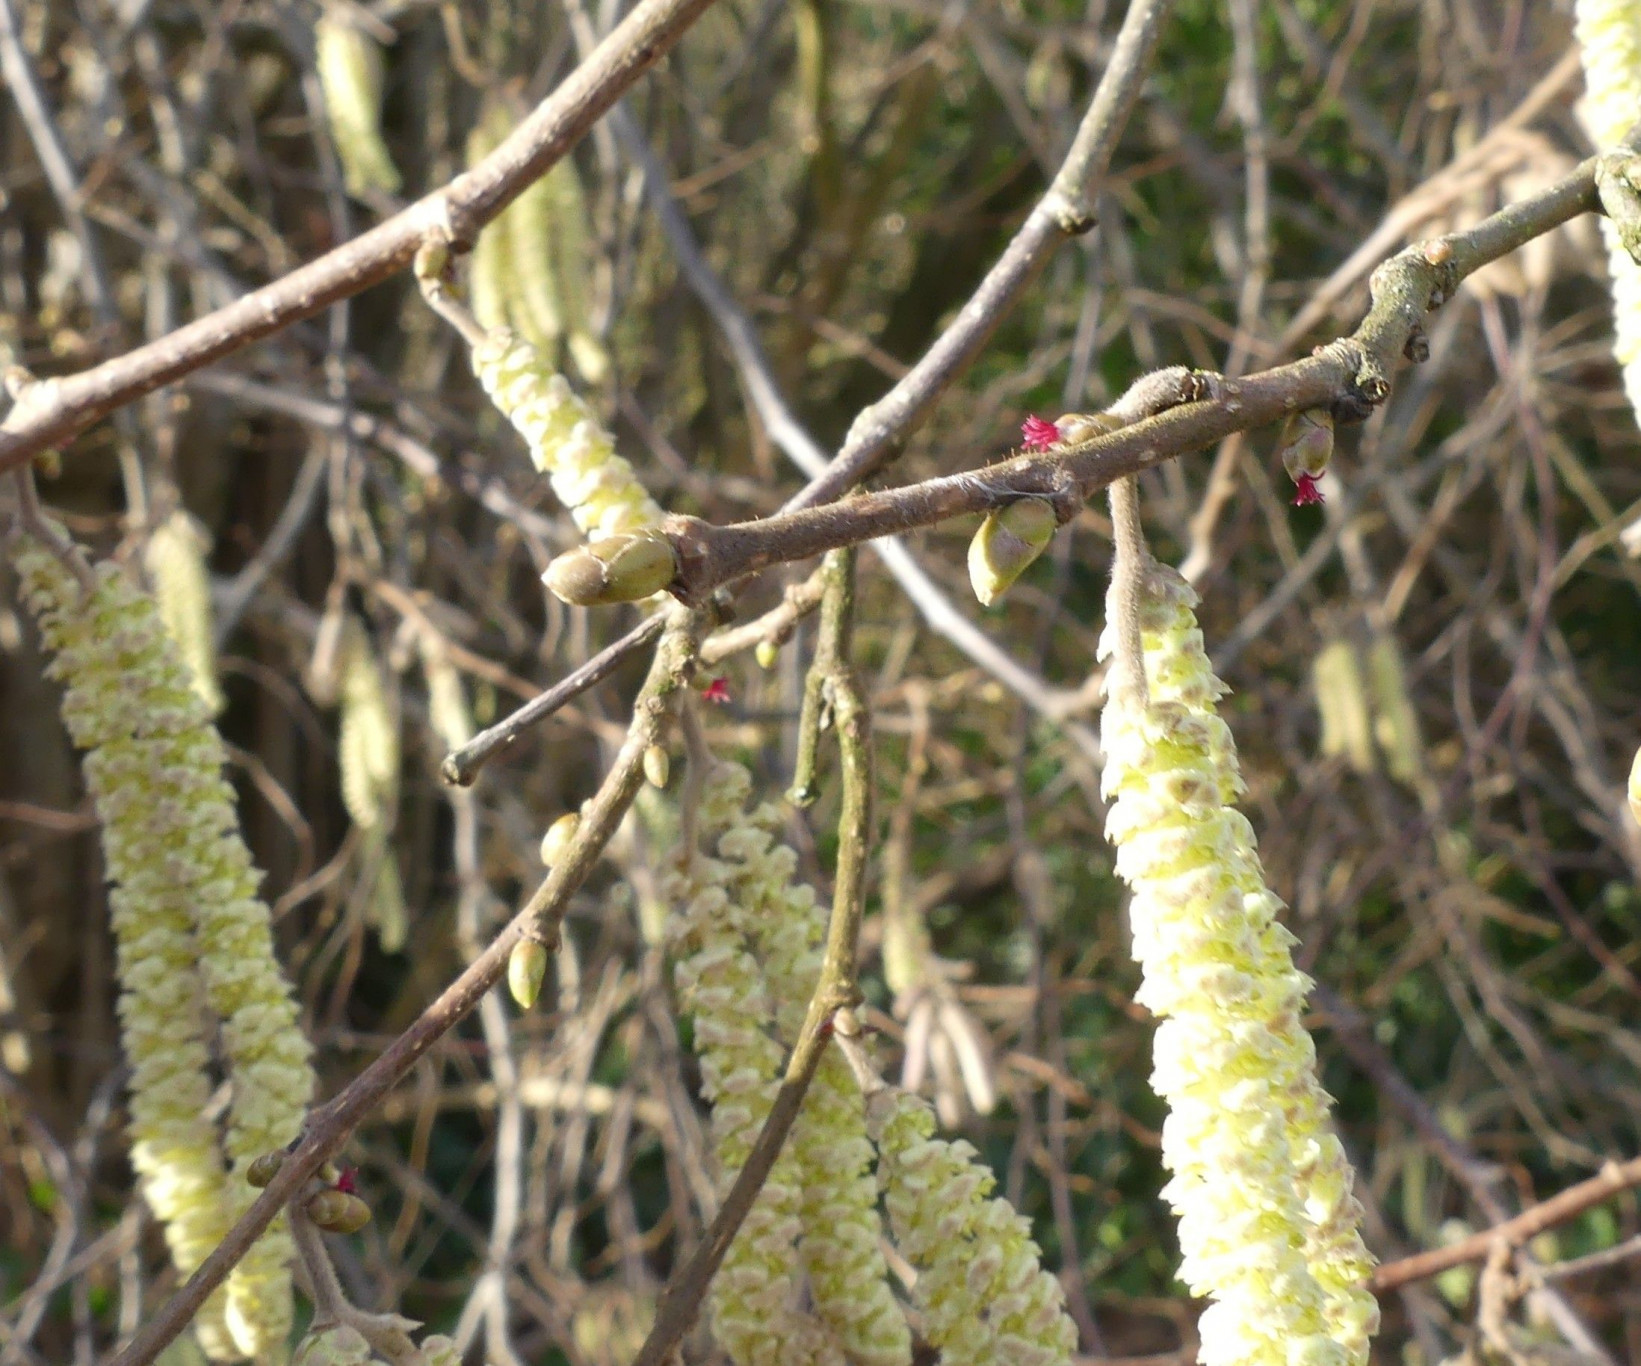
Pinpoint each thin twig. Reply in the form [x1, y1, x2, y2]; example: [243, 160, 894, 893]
[628, 552, 872, 1366]
[0, 0, 724, 475]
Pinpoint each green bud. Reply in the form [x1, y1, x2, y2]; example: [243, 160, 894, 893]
[540, 811, 579, 867]
[306, 1189, 372, 1234]
[754, 639, 779, 670]
[1053, 411, 1123, 445]
[246, 1151, 285, 1188]
[542, 530, 678, 606]
[1277, 407, 1334, 483]
[967, 498, 1057, 607]
[643, 744, 670, 789]
[508, 938, 549, 1010]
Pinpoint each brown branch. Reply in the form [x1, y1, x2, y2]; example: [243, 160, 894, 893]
[105, 614, 703, 1366]
[1371, 1153, 1641, 1294]
[596, 144, 1613, 605]
[787, 0, 1178, 510]
[0, 0, 722, 476]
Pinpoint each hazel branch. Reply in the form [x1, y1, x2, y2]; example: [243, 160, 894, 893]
[629, 555, 872, 1366]
[0, 0, 722, 476]
[542, 137, 1629, 609]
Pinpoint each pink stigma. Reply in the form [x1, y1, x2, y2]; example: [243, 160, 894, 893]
[335, 1167, 358, 1195]
[702, 677, 732, 705]
[1021, 415, 1060, 450]
[1292, 474, 1325, 507]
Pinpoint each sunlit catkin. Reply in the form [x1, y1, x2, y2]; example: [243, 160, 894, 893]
[315, 14, 401, 197]
[662, 765, 837, 1366]
[471, 328, 662, 539]
[714, 792, 911, 1366]
[1577, 0, 1641, 418]
[1098, 564, 1377, 1366]
[13, 533, 314, 1361]
[144, 509, 223, 714]
[871, 1088, 1076, 1366]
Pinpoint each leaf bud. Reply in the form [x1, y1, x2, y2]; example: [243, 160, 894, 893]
[754, 639, 779, 670]
[967, 498, 1057, 606]
[508, 938, 549, 1010]
[307, 1189, 372, 1234]
[246, 1151, 285, 1187]
[1277, 407, 1334, 484]
[643, 744, 670, 789]
[540, 811, 579, 867]
[542, 530, 678, 606]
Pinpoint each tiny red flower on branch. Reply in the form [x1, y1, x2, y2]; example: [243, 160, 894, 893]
[702, 677, 732, 705]
[1020, 414, 1061, 449]
[1293, 474, 1325, 506]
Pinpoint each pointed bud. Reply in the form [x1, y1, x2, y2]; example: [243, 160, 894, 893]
[754, 639, 779, 670]
[1277, 407, 1334, 500]
[542, 530, 677, 606]
[246, 1151, 286, 1188]
[967, 498, 1057, 606]
[1627, 745, 1640, 828]
[508, 938, 549, 1009]
[1052, 411, 1124, 445]
[307, 1189, 372, 1233]
[643, 744, 670, 788]
[540, 811, 579, 867]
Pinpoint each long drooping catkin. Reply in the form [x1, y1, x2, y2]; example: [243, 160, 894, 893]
[14, 533, 313, 1361]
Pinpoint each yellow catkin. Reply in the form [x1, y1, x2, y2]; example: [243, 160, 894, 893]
[464, 107, 515, 335]
[337, 618, 397, 829]
[872, 1088, 1077, 1366]
[1312, 639, 1375, 775]
[144, 509, 224, 714]
[336, 619, 404, 950]
[1364, 631, 1424, 788]
[537, 154, 610, 383]
[1576, 0, 1641, 418]
[315, 14, 401, 197]
[1099, 564, 1376, 1366]
[471, 328, 662, 539]
[713, 792, 912, 1366]
[13, 534, 314, 1361]
[662, 765, 839, 1366]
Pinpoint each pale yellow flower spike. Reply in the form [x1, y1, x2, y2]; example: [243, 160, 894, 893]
[471, 328, 662, 539]
[662, 765, 837, 1366]
[1576, 0, 1641, 418]
[315, 14, 401, 198]
[145, 509, 224, 714]
[1098, 564, 1377, 1366]
[716, 797, 912, 1366]
[337, 619, 405, 952]
[871, 1089, 1077, 1366]
[13, 535, 314, 1362]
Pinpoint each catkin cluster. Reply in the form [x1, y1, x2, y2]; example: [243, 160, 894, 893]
[13, 534, 314, 1362]
[663, 761, 1075, 1366]
[1099, 564, 1377, 1366]
[466, 106, 609, 382]
[472, 327, 662, 538]
[315, 14, 401, 197]
[1576, 0, 1641, 417]
[145, 508, 223, 714]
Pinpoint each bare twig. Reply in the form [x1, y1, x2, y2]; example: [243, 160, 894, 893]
[0, 0, 724, 475]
